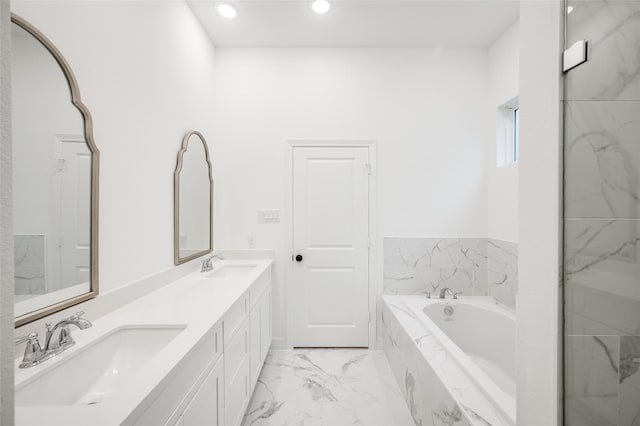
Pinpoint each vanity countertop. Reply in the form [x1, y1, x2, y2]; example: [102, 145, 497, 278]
[15, 257, 273, 426]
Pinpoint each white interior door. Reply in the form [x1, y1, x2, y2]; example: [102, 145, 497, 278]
[292, 146, 369, 347]
[55, 136, 91, 289]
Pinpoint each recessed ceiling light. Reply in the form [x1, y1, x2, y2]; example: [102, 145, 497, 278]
[311, 0, 331, 15]
[217, 3, 237, 19]
[567, 6, 574, 14]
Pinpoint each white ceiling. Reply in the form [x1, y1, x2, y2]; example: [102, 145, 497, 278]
[187, 0, 520, 48]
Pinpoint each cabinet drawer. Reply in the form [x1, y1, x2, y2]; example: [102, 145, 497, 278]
[224, 293, 248, 346]
[249, 268, 271, 310]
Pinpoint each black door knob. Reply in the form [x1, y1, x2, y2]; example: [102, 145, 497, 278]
[295, 254, 303, 262]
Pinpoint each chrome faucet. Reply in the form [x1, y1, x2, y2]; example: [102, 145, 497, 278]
[439, 288, 462, 299]
[15, 311, 92, 368]
[201, 253, 225, 272]
[44, 311, 92, 352]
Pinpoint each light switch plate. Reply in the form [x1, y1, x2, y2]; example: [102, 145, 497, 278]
[258, 210, 280, 223]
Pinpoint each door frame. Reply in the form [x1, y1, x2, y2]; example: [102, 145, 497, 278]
[284, 140, 378, 349]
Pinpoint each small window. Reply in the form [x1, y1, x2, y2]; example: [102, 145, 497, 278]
[496, 97, 519, 167]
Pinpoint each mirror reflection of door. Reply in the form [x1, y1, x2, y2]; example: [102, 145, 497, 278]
[12, 20, 92, 318]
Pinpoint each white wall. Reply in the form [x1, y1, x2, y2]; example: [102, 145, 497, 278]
[517, 1, 563, 424]
[487, 21, 520, 242]
[213, 48, 489, 345]
[11, 1, 217, 302]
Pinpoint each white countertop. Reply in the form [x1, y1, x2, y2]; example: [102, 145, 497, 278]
[15, 257, 273, 426]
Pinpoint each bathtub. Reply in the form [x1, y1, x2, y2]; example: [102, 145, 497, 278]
[382, 295, 516, 426]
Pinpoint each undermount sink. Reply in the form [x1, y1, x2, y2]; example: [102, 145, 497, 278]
[15, 325, 186, 407]
[207, 264, 257, 279]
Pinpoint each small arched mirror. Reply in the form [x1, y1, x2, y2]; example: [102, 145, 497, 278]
[174, 131, 213, 265]
[12, 14, 100, 326]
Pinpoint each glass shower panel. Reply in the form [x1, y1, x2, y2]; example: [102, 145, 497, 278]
[563, 1, 640, 425]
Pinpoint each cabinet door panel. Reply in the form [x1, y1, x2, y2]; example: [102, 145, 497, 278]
[260, 288, 272, 362]
[226, 356, 250, 426]
[250, 304, 261, 393]
[182, 359, 224, 426]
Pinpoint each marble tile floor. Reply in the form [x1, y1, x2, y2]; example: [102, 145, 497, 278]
[242, 349, 415, 426]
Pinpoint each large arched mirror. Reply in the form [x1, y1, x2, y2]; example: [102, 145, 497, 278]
[12, 14, 99, 326]
[174, 131, 213, 265]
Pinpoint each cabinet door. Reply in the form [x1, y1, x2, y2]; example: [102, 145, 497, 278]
[249, 303, 262, 394]
[260, 288, 272, 362]
[225, 320, 251, 426]
[180, 359, 224, 426]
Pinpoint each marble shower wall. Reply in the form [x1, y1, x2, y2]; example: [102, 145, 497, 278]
[14, 235, 46, 295]
[383, 237, 518, 308]
[563, 1, 640, 424]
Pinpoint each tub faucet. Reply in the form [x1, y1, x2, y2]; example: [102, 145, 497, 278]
[439, 288, 462, 299]
[201, 253, 225, 272]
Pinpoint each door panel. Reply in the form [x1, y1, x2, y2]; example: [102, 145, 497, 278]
[292, 146, 369, 347]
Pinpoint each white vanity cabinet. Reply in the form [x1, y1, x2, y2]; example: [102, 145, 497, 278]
[173, 357, 224, 426]
[129, 325, 223, 426]
[224, 296, 251, 426]
[225, 267, 273, 426]
[125, 263, 272, 426]
[250, 285, 272, 394]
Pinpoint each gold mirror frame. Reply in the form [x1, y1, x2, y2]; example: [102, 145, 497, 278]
[12, 14, 100, 327]
[174, 131, 213, 265]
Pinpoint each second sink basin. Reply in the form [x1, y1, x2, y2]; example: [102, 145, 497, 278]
[15, 324, 186, 407]
[207, 264, 257, 279]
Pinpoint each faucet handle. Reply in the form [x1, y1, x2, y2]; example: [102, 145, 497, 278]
[69, 311, 85, 320]
[15, 332, 39, 346]
[453, 291, 463, 299]
[15, 332, 45, 368]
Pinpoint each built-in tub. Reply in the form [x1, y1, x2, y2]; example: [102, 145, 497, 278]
[382, 295, 516, 426]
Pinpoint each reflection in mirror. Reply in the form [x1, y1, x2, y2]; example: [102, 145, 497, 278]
[12, 15, 99, 326]
[174, 131, 213, 265]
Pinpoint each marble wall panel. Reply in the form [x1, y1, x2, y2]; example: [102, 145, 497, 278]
[620, 336, 640, 426]
[384, 237, 518, 308]
[14, 234, 46, 295]
[565, 0, 640, 101]
[565, 102, 640, 219]
[487, 239, 518, 309]
[565, 335, 619, 426]
[565, 219, 640, 335]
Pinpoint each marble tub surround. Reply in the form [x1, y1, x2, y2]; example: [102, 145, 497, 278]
[382, 296, 515, 426]
[14, 234, 46, 295]
[14, 257, 273, 426]
[242, 349, 414, 426]
[384, 237, 518, 309]
[486, 240, 518, 309]
[565, 0, 640, 101]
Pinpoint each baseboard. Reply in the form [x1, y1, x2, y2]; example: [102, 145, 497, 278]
[269, 337, 288, 350]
